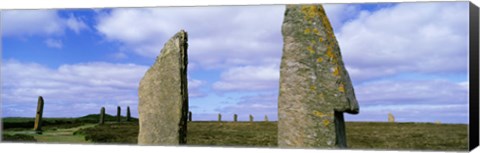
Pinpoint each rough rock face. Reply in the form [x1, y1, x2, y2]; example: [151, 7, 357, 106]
[278, 4, 359, 148]
[138, 30, 189, 145]
[388, 113, 395, 122]
[99, 107, 105, 124]
[34, 96, 44, 133]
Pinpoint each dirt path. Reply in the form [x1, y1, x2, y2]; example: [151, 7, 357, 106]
[4, 124, 96, 144]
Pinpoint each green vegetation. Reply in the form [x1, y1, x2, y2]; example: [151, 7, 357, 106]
[2, 116, 468, 151]
[2, 134, 37, 142]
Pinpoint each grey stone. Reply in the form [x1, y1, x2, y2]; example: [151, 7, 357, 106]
[234, 114, 238, 122]
[264, 115, 269, 122]
[249, 114, 254, 122]
[127, 106, 131, 122]
[388, 113, 395, 123]
[138, 30, 189, 145]
[34, 96, 44, 133]
[278, 4, 359, 148]
[117, 106, 121, 122]
[99, 107, 105, 124]
[218, 113, 222, 122]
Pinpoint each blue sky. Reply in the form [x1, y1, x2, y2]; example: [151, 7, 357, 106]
[1, 2, 470, 123]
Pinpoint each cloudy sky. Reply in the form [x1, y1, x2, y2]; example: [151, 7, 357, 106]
[1, 1, 469, 123]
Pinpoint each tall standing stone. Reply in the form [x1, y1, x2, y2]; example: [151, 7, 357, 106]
[99, 107, 105, 124]
[249, 114, 254, 122]
[264, 115, 269, 122]
[388, 113, 395, 123]
[33, 96, 44, 134]
[278, 4, 359, 148]
[138, 30, 189, 145]
[117, 106, 121, 122]
[218, 113, 222, 122]
[127, 106, 131, 122]
[188, 111, 192, 122]
[234, 114, 238, 122]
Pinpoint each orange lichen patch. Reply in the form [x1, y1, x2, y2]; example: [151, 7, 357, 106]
[313, 28, 320, 35]
[338, 83, 345, 92]
[313, 110, 325, 117]
[333, 66, 340, 76]
[317, 57, 323, 63]
[304, 28, 311, 34]
[326, 48, 335, 59]
[307, 46, 315, 54]
[323, 119, 330, 126]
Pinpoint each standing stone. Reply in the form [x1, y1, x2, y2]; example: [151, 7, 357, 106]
[117, 106, 121, 122]
[33, 96, 44, 134]
[126, 106, 131, 122]
[388, 113, 395, 123]
[264, 115, 269, 122]
[218, 113, 222, 122]
[249, 114, 254, 122]
[99, 107, 105, 124]
[138, 30, 189, 145]
[278, 4, 359, 148]
[234, 114, 238, 122]
[188, 111, 192, 122]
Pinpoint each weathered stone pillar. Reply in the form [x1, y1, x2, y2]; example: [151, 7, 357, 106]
[388, 113, 395, 123]
[99, 107, 105, 124]
[138, 30, 189, 145]
[218, 113, 222, 122]
[188, 111, 192, 122]
[117, 106, 121, 122]
[233, 114, 238, 122]
[249, 114, 254, 122]
[34, 96, 44, 134]
[126, 106, 131, 122]
[278, 4, 359, 148]
[264, 115, 269, 122]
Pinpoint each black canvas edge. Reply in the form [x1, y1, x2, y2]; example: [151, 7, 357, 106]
[470, 1, 480, 151]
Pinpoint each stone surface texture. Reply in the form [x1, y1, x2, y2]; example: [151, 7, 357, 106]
[127, 106, 131, 121]
[138, 30, 189, 145]
[278, 4, 359, 148]
[34, 96, 44, 132]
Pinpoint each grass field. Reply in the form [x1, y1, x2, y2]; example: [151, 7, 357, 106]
[2, 116, 468, 151]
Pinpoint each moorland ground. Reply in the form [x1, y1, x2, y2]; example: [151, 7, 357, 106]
[1, 115, 468, 151]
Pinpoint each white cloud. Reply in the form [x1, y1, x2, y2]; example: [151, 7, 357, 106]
[1, 60, 208, 117]
[212, 64, 279, 92]
[355, 79, 468, 105]
[66, 14, 89, 34]
[2, 10, 88, 37]
[44, 39, 63, 49]
[336, 2, 469, 82]
[95, 6, 284, 69]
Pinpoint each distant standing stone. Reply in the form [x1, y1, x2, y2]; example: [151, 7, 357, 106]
[188, 111, 192, 122]
[34, 96, 44, 134]
[278, 4, 359, 148]
[249, 114, 254, 122]
[117, 106, 121, 122]
[138, 30, 189, 145]
[99, 107, 105, 124]
[218, 113, 222, 122]
[264, 115, 269, 122]
[234, 114, 238, 122]
[127, 106, 131, 122]
[388, 113, 395, 123]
